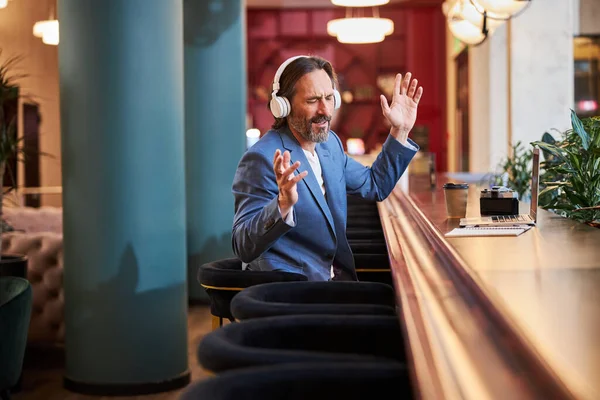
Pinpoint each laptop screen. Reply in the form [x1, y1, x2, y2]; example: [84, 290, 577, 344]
[530, 148, 540, 222]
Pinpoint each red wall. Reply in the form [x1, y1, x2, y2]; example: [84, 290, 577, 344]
[247, 5, 447, 171]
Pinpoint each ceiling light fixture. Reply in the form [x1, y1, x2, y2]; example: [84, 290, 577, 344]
[328, 17, 393, 44]
[469, 0, 532, 21]
[444, 0, 501, 46]
[331, 0, 389, 6]
[327, 5, 393, 44]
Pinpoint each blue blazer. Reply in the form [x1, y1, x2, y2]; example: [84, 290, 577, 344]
[231, 127, 418, 281]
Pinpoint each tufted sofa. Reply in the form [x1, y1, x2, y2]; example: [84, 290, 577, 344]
[2, 206, 64, 345]
[3, 206, 63, 234]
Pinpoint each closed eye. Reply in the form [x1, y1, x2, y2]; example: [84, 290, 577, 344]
[307, 95, 333, 104]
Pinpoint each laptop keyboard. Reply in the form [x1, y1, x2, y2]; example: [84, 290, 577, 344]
[491, 215, 527, 222]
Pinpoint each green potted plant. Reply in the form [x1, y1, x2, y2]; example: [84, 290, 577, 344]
[531, 110, 600, 228]
[0, 49, 29, 277]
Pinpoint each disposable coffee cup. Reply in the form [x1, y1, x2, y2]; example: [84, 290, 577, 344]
[443, 183, 469, 218]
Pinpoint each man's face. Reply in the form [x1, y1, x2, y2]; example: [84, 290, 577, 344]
[287, 69, 335, 143]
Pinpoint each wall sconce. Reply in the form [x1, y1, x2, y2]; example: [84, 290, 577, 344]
[33, 20, 59, 45]
[346, 138, 366, 155]
[33, 4, 59, 45]
[0, 0, 9, 9]
[469, 0, 532, 21]
[246, 128, 261, 149]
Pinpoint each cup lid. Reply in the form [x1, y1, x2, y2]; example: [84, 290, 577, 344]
[443, 182, 469, 189]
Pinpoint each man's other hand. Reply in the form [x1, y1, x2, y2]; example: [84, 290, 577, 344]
[273, 149, 308, 218]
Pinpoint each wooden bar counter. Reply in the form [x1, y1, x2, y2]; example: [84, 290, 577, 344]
[378, 174, 600, 400]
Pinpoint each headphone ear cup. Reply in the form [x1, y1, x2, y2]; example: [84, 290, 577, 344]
[333, 89, 341, 110]
[270, 96, 291, 118]
[270, 96, 284, 119]
[280, 96, 291, 118]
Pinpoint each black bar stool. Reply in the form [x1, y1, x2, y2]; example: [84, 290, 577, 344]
[196, 314, 407, 374]
[197, 258, 307, 329]
[180, 361, 414, 400]
[346, 227, 385, 241]
[349, 240, 388, 254]
[230, 281, 396, 321]
[354, 253, 393, 286]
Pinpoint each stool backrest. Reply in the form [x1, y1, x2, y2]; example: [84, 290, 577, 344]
[197, 258, 307, 326]
[180, 361, 413, 400]
[231, 281, 396, 320]
[197, 314, 407, 374]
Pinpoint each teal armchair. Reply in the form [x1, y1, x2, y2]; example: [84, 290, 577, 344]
[0, 277, 32, 400]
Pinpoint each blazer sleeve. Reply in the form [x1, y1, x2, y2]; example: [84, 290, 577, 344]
[341, 134, 419, 201]
[231, 149, 294, 263]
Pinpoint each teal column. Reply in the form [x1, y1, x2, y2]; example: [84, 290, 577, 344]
[183, 0, 246, 300]
[58, 0, 189, 394]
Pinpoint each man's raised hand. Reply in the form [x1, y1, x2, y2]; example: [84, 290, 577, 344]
[380, 72, 423, 145]
[273, 149, 308, 218]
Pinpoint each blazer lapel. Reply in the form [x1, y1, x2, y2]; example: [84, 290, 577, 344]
[316, 144, 340, 231]
[316, 144, 336, 204]
[280, 129, 336, 237]
[316, 144, 335, 198]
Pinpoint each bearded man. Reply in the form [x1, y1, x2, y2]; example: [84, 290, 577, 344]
[231, 55, 423, 281]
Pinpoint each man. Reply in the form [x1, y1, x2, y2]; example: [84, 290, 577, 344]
[232, 55, 423, 281]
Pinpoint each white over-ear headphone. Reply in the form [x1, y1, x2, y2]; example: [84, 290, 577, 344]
[269, 55, 342, 119]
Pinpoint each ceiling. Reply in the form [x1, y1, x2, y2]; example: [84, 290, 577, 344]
[246, 0, 443, 8]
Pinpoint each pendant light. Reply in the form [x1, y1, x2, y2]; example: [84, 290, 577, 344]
[331, 0, 389, 6]
[445, 0, 501, 46]
[327, 4, 394, 44]
[469, 0, 531, 20]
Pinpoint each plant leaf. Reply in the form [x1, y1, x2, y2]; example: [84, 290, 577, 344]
[538, 186, 559, 198]
[541, 132, 556, 145]
[571, 109, 591, 151]
[532, 141, 566, 163]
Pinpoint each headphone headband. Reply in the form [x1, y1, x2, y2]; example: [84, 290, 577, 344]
[272, 55, 309, 94]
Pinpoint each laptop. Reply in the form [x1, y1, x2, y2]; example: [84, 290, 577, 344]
[459, 148, 540, 227]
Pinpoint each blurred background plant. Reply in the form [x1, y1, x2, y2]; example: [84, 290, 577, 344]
[532, 110, 600, 228]
[0, 49, 49, 203]
[480, 141, 533, 201]
[0, 49, 29, 256]
[0, 50, 24, 190]
[494, 141, 533, 201]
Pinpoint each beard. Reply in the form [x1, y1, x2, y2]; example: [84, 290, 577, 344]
[288, 113, 331, 143]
